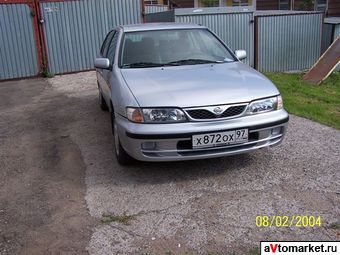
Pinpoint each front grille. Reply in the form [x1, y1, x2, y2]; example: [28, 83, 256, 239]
[186, 109, 216, 119]
[186, 105, 246, 120]
[221, 105, 246, 117]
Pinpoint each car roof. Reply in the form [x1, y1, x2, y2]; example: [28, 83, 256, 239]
[120, 23, 206, 32]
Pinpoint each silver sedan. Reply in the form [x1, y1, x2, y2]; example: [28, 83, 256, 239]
[95, 23, 289, 165]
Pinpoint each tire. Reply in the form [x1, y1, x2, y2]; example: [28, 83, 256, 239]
[98, 88, 109, 111]
[111, 112, 133, 165]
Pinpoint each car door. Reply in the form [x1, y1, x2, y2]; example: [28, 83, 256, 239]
[97, 30, 115, 98]
[101, 31, 120, 105]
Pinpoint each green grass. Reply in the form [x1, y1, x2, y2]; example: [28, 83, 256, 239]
[265, 72, 340, 129]
[41, 66, 55, 78]
[101, 212, 140, 225]
[248, 248, 261, 255]
[329, 221, 340, 230]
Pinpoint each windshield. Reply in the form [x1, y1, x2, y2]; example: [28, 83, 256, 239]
[120, 29, 236, 68]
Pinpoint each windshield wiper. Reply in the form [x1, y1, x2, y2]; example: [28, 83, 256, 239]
[166, 59, 222, 66]
[122, 59, 225, 68]
[122, 62, 165, 68]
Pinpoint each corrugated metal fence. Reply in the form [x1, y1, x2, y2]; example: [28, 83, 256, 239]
[335, 25, 340, 40]
[0, 0, 142, 79]
[145, 4, 169, 14]
[145, 8, 324, 72]
[0, 3, 328, 79]
[334, 25, 340, 71]
[255, 12, 323, 72]
[174, 8, 254, 66]
[0, 3, 39, 80]
[41, 0, 142, 74]
[322, 23, 334, 53]
[145, 10, 175, 23]
[322, 18, 340, 71]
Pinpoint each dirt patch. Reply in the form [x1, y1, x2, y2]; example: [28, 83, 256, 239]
[0, 78, 96, 255]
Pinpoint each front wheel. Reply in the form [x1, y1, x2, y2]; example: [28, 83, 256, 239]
[111, 112, 133, 165]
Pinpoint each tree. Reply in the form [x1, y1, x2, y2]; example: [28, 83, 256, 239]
[299, 0, 314, 10]
[201, 0, 219, 7]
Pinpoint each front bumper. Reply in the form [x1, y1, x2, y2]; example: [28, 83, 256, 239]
[116, 109, 289, 162]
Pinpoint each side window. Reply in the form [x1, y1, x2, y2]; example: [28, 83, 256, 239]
[100, 31, 115, 56]
[315, 0, 327, 11]
[106, 32, 119, 64]
[279, 0, 290, 10]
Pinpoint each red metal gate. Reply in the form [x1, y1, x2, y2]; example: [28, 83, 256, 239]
[1, 0, 145, 79]
[0, 0, 47, 79]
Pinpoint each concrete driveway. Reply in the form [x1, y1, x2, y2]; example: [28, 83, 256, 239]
[0, 72, 339, 255]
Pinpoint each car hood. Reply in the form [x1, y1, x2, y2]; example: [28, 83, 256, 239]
[120, 62, 280, 108]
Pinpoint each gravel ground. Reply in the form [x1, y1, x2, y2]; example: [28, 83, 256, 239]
[1, 71, 339, 255]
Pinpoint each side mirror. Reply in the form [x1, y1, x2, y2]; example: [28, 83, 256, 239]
[94, 58, 110, 69]
[235, 50, 247, 61]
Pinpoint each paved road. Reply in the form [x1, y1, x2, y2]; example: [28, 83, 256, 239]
[0, 72, 339, 255]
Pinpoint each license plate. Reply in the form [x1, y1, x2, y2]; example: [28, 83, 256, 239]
[192, 129, 248, 149]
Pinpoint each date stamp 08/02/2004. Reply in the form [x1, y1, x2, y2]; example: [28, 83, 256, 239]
[256, 215, 322, 228]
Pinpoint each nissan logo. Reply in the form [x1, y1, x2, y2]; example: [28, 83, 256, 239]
[213, 107, 223, 114]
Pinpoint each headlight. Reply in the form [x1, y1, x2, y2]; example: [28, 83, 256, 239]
[126, 107, 186, 123]
[246, 95, 283, 115]
[126, 108, 144, 123]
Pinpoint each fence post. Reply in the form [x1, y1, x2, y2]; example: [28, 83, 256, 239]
[254, 15, 259, 70]
[34, 0, 49, 74]
[140, 0, 146, 23]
